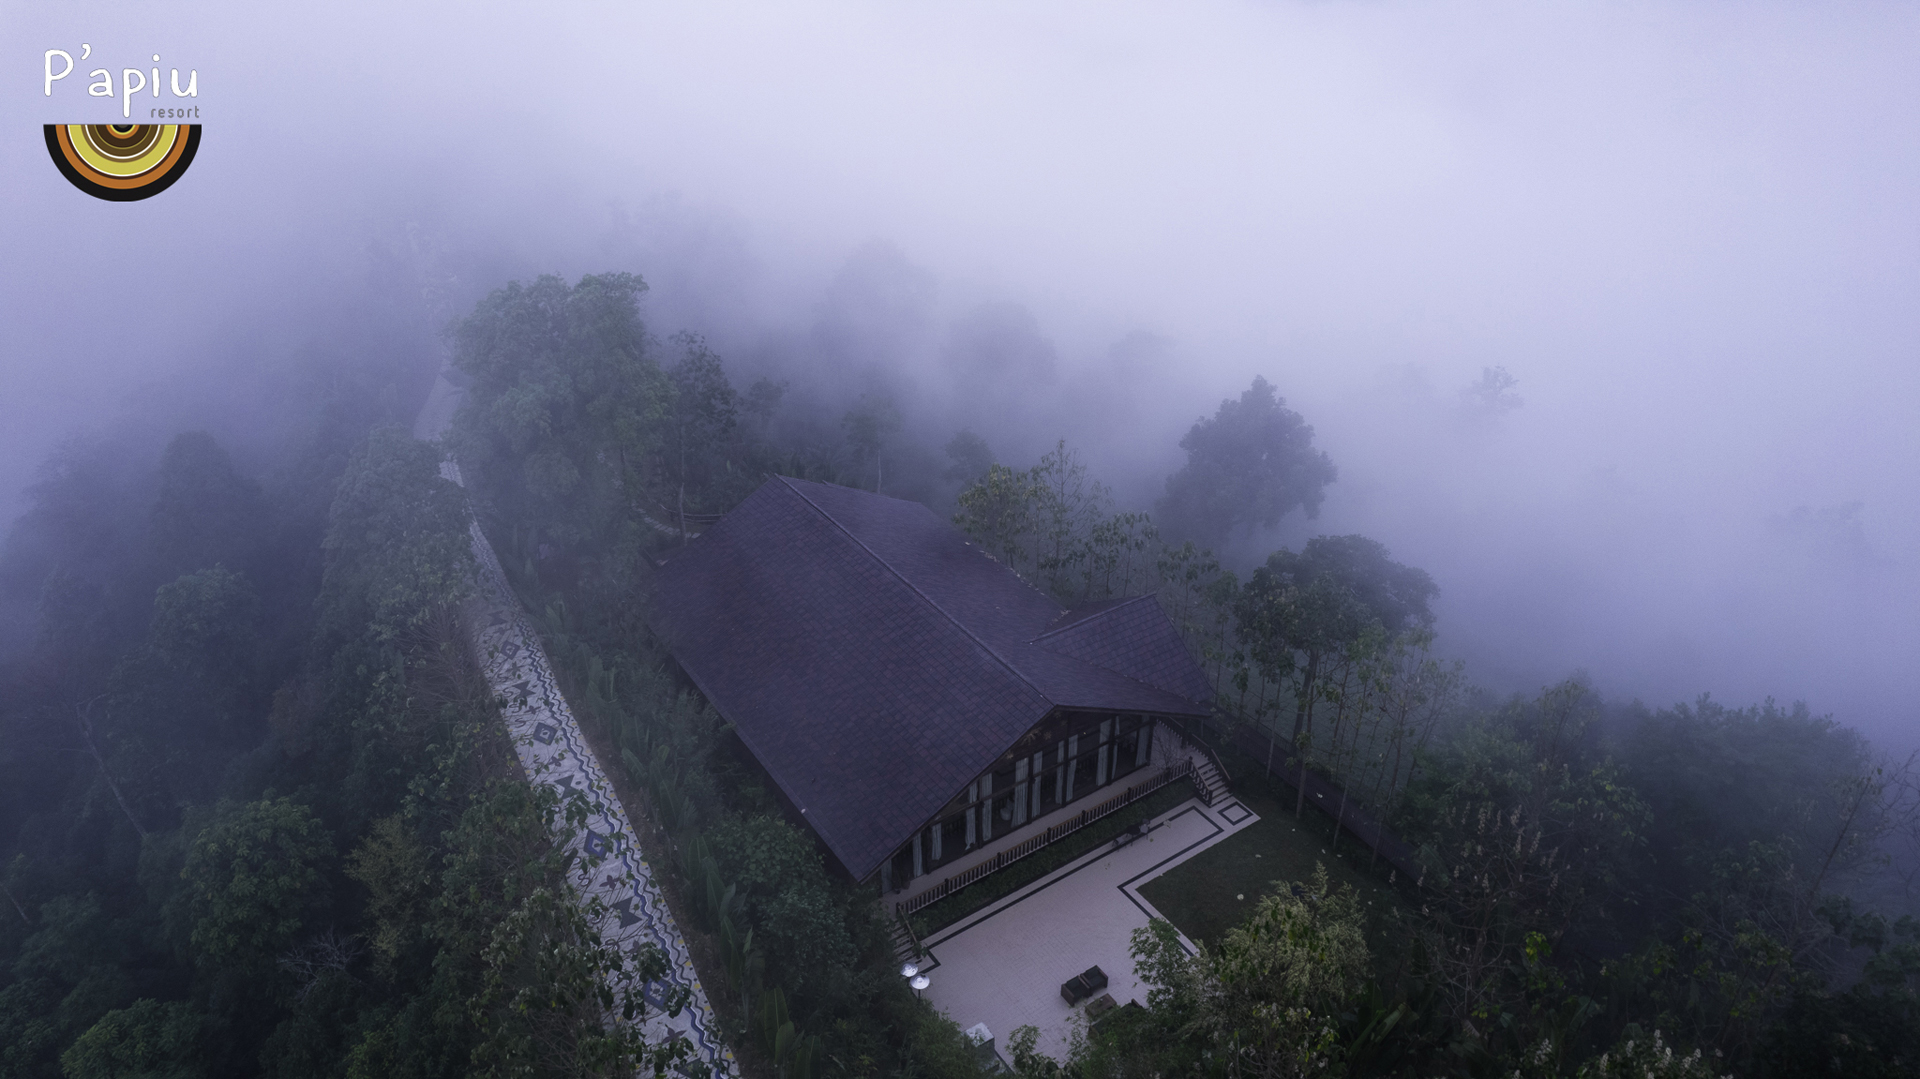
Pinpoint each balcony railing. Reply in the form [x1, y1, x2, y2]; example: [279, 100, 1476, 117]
[896, 757, 1196, 918]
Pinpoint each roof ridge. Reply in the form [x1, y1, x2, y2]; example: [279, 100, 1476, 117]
[1032, 593, 1157, 642]
[774, 476, 1056, 708]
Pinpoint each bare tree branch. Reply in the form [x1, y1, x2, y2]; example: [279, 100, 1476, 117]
[0, 878, 30, 925]
[74, 696, 147, 840]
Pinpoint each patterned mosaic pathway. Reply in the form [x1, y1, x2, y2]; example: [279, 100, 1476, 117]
[416, 375, 734, 1075]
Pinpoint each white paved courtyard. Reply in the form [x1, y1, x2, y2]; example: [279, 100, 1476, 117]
[915, 795, 1260, 1063]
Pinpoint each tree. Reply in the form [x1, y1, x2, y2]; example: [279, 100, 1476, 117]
[148, 565, 259, 690]
[318, 426, 473, 644]
[1026, 442, 1110, 593]
[178, 797, 334, 976]
[1573, 1028, 1729, 1079]
[60, 998, 203, 1079]
[953, 441, 1160, 602]
[1236, 568, 1372, 734]
[1257, 535, 1438, 640]
[1619, 754, 1920, 1059]
[841, 393, 902, 493]
[1156, 376, 1336, 550]
[1, 440, 138, 612]
[148, 431, 266, 580]
[1342, 630, 1464, 858]
[954, 463, 1041, 577]
[437, 781, 693, 1079]
[1129, 865, 1370, 1079]
[344, 814, 430, 972]
[664, 333, 739, 534]
[1618, 696, 1891, 907]
[708, 814, 855, 1001]
[741, 377, 787, 438]
[448, 272, 671, 549]
[1235, 536, 1436, 811]
[1395, 682, 1648, 1052]
[942, 429, 993, 487]
[3, 441, 155, 703]
[811, 242, 937, 368]
[75, 566, 267, 831]
[471, 883, 685, 1079]
[1149, 540, 1243, 701]
[1758, 975, 1920, 1079]
[1459, 366, 1523, 423]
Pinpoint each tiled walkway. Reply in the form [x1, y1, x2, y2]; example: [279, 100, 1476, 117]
[414, 374, 734, 1074]
[916, 795, 1260, 1063]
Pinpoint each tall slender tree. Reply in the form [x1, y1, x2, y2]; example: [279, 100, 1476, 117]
[840, 393, 902, 493]
[664, 334, 738, 539]
[1235, 535, 1436, 814]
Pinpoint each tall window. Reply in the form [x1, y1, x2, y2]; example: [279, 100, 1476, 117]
[890, 712, 1169, 881]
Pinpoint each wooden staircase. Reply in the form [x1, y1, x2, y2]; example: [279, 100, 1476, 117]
[1158, 721, 1232, 808]
[1191, 753, 1230, 807]
[887, 905, 921, 965]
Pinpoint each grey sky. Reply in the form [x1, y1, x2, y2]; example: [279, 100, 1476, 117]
[4, 2, 1916, 740]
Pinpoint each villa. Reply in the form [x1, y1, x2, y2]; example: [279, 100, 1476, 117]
[648, 476, 1221, 896]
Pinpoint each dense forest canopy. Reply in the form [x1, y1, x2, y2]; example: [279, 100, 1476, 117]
[1, 268, 1916, 1079]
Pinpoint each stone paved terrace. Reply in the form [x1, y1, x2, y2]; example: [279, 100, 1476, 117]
[915, 796, 1260, 1064]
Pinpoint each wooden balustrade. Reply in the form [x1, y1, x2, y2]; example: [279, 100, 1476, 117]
[898, 758, 1195, 917]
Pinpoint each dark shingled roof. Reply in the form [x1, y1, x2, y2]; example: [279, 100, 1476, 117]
[648, 477, 1212, 881]
[1036, 595, 1217, 706]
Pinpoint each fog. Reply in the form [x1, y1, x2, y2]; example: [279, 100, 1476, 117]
[5, 2, 1917, 743]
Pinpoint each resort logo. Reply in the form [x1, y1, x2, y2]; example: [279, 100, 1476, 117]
[45, 123, 202, 201]
[43, 45, 202, 201]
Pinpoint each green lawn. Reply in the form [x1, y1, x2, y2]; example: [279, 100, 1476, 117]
[1137, 788, 1411, 948]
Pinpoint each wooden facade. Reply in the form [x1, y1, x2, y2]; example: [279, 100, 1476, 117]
[886, 711, 1160, 887]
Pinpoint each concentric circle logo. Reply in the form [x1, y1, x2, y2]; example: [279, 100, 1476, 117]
[44, 123, 200, 201]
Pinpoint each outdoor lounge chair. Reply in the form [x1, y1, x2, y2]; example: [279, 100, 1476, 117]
[1060, 965, 1110, 1005]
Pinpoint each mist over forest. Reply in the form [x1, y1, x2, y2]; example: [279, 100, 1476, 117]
[7, 2, 1918, 740]
[4, 2, 1919, 1077]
